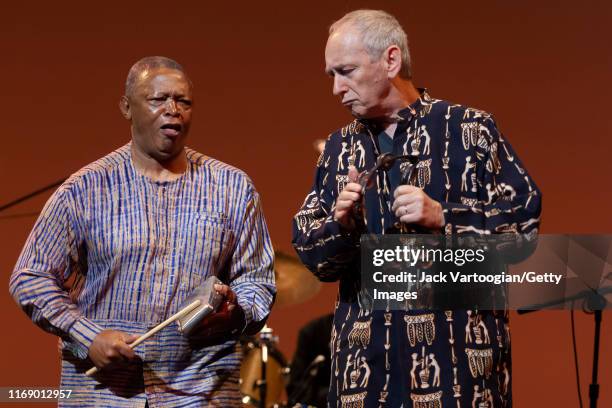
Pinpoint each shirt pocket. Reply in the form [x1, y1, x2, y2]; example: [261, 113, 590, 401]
[174, 211, 234, 289]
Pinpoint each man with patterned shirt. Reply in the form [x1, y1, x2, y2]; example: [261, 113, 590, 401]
[10, 56, 275, 407]
[292, 10, 541, 407]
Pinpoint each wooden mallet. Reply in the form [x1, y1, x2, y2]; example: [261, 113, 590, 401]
[86, 299, 202, 376]
[85, 276, 223, 376]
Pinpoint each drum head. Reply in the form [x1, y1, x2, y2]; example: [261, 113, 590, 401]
[240, 340, 288, 407]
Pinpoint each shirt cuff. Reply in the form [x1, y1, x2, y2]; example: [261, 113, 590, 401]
[230, 303, 249, 336]
[67, 317, 104, 359]
[236, 296, 254, 329]
[233, 287, 274, 335]
[325, 219, 361, 251]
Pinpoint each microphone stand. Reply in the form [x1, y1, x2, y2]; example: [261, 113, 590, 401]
[287, 355, 325, 407]
[0, 178, 66, 213]
[518, 286, 611, 408]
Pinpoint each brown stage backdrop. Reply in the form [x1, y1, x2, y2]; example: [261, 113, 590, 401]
[1, 1, 610, 406]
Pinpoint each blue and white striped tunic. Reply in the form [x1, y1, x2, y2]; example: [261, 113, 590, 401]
[10, 143, 276, 407]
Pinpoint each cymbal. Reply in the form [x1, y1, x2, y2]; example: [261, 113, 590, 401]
[274, 251, 321, 308]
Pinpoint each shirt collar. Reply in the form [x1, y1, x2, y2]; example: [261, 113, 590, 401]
[395, 87, 430, 121]
[358, 88, 431, 132]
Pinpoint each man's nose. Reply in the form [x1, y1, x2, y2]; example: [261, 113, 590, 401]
[164, 99, 179, 115]
[333, 76, 347, 96]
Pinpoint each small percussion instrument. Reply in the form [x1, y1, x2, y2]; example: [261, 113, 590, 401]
[86, 276, 223, 376]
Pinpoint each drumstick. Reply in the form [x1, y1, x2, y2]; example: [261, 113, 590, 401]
[86, 299, 202, 376]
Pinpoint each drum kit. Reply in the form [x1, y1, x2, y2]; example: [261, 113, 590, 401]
[239, 251, 321, 408]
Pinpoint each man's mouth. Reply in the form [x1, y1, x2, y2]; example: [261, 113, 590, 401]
[160, 123, 182, 138]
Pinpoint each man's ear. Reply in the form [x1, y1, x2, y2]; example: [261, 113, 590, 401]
[384, 45, 403, 79]
[119, 96, 131, 120]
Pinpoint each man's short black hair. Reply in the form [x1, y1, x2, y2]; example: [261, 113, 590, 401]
[125, 56, 187, 97]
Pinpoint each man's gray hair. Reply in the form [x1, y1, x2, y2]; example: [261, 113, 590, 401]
[125, 56, 188, 97]
[330, 10, 412, 79]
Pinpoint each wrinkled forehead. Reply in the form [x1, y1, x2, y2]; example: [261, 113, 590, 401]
[325, 26, 369, 70]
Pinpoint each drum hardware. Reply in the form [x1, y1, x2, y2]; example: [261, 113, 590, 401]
[240, 326, 289, 407]
[258, 326, 272, 408]
[287, 355, 326, 407]
[239, 251, 323, 406]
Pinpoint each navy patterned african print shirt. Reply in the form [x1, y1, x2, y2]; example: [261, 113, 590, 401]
[293, 91, 541, 408]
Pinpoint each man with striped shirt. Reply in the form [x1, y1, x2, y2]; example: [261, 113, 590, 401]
[10, 56, 276, 407]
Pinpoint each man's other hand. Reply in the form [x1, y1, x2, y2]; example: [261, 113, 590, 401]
[192, 284, 246, 339]
[333, 166, 362, 231]
[88, 330, 139, 370]
[392, 185, 445, 229]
